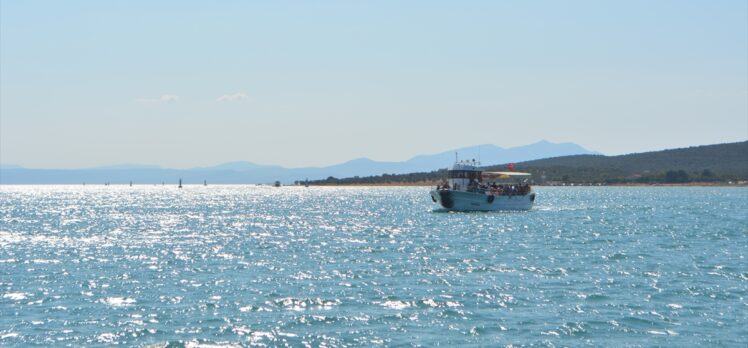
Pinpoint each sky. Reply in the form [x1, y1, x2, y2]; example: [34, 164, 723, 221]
[1, 1, 746, 169]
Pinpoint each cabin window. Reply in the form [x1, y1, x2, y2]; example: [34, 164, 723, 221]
[448, 170, 482, 181]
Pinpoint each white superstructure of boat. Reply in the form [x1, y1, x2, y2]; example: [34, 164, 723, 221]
[429, 160, 535, 211]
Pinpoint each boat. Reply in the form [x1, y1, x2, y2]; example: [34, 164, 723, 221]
[273, 180, 281, 187]
[430, 160, 535, 211]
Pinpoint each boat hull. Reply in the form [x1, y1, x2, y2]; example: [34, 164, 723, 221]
[430, 189, 534, 211]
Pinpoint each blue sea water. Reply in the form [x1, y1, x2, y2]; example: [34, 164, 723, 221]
[0, 185, 746, 347]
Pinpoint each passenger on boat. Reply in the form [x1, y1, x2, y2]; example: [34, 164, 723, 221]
[467, 182, 477, 192]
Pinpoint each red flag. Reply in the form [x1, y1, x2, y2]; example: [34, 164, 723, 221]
[507, 163, 515, 171]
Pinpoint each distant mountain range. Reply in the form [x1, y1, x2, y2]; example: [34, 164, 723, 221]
[0, 140, 598, 184]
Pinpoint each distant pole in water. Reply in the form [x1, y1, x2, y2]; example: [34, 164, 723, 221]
[178, 178, 183, 189]
[129, 181, 132, 187]
[204, 179, 207, 186]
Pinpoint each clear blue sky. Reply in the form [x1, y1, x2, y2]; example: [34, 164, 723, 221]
[1, 1, 746, 169]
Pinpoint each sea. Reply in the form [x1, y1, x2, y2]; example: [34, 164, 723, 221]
[0, 185, 746, 347]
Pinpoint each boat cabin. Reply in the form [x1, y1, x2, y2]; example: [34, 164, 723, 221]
[446, 160, 483, 191]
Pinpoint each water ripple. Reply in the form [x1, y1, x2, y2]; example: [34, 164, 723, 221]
[0, 185, 746, 346]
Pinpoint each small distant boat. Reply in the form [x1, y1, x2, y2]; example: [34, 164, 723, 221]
[178, 178, 183, 189]
[204, 179, 207, 186]
[430, 160, 535, 211]
[273, 180, 281, 187]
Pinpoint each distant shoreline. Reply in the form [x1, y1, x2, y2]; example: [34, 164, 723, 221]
[306, 182, 747, 187]
[0, 182, 745, 187]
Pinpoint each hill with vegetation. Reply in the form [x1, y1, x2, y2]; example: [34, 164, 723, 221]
[305, 141, 748, 185]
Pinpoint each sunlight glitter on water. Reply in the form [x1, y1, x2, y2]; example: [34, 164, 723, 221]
[0, 185, 746, 346]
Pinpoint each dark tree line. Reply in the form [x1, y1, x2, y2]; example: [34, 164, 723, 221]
[302, 141, 748, 185]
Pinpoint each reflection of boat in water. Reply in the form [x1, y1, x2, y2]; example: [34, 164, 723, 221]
[273, 181, 281, 187]
[430, 160, 535, 211]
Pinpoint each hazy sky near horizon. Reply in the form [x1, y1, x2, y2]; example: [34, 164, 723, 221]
[1, 1, 746, 169]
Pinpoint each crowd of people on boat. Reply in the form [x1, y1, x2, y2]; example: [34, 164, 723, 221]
[436, 180, 531, 196]
[485, 183, 531, 196]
